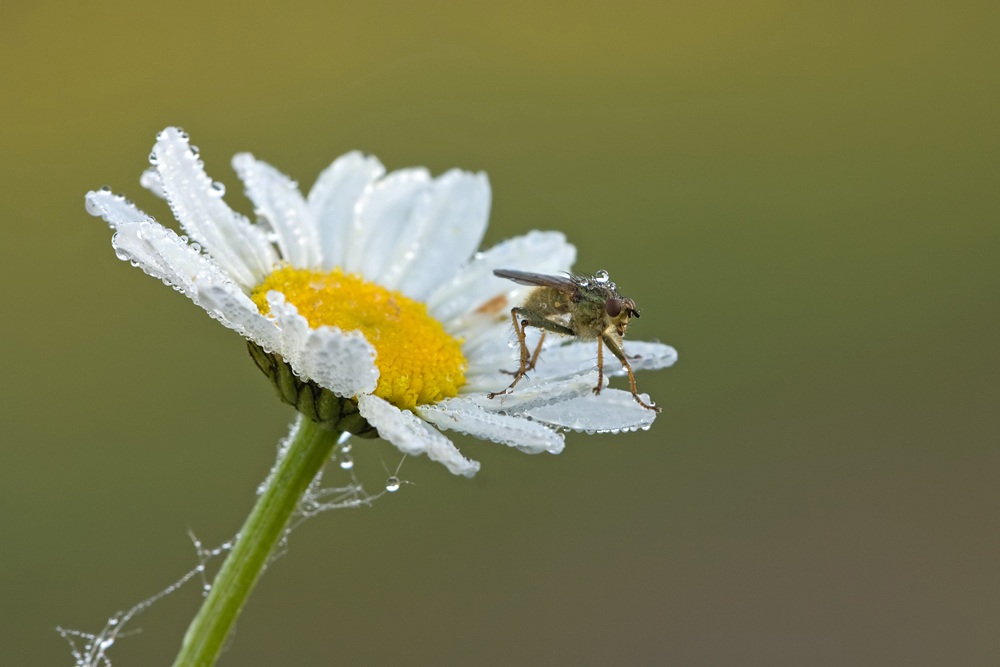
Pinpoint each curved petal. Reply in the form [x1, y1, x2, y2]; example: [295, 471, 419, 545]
[460, 371, 602, 411]
[85, 189, 150, 229]
[263, 292, 380, 399]
[95, 206, 284, 353]
[525, 389, 658, 433]
[307, 151, 385, 271]
[525, 340, 679, 382]
[232, 153, 321, 269]
[152, 127, 278, 289]
[196, 280, 282, 353]
[87, 189, 234, 298]
[427, 230, 576, 328]
[416, 397, 564, 455]
[140, 168, 166, 199]
[357, 394, 480, 477]
[342, 168, 432, 280]
[378, 169, 491, 301]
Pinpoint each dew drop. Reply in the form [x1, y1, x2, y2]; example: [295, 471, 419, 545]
[108, 618, 118, 626]
[114, 249, 129, 261]
[595, 269, 609, 283]
[340, 442, 352, 454]
[386, 476, 400, 492]
[148, 152, 158, 165]
[339, 455, 354, 470]
[100, 184, 112, 193]
[209, 181, 226, 197]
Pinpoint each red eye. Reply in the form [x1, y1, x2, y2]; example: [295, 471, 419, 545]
[605, 298, 622, 317]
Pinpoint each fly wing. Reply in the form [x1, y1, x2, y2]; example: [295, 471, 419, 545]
[493, 269, 577, 293]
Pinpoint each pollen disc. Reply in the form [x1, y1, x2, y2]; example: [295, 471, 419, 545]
[252, 267, 466, 410]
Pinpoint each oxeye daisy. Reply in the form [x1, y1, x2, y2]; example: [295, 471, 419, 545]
[86, 127, 678, 478]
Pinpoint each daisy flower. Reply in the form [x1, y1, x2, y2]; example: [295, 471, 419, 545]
[86, 127, 677, 478]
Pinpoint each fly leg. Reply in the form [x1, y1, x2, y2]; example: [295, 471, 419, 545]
[593, 336, 604, 395]
[489, 309, 571, 399]
[602, 333, 661, 412]
[501, 331, 547, 376]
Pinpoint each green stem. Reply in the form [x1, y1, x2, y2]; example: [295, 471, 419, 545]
[171, 416, 339, 667]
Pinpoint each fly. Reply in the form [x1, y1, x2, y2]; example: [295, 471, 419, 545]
[487, 269, 660, 412]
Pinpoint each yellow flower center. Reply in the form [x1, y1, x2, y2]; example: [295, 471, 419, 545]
[251, 266, 466, 410]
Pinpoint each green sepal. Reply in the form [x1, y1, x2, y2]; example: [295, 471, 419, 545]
[246, 341, 377, 437]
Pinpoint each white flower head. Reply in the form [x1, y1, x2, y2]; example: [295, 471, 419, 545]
[86, 127, 678, 477]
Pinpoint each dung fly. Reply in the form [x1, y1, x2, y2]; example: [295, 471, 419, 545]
[487, 269, 660, 412]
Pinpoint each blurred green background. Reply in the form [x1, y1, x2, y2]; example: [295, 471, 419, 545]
[2, 1, 998, 664]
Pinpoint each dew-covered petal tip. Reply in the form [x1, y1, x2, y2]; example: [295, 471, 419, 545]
[524, 389, 658, 433]
[152, 127, 277, 289]
[357, 394, 481, 477]
[416, 397, 564, 455]
[527, 340, 679, 382]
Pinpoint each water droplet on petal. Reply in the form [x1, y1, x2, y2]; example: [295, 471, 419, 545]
[339, 455, 354, 469]
[108, 618, 118, 626]
[386, 476, 400, 492]
[209, 181, 226, 197]
[595, 269, 609, 283]
[149, 152, 159, 165]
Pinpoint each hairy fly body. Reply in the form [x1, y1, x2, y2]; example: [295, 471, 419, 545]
[487, 269, 660, 412]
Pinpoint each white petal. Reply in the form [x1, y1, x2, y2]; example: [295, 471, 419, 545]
[379, 170, 491, 301]
[85, 189, 150, 228]
[108, 219, 232, 300]
[264, 292, 380, 398]
[357, 394, 480, 477]
[232, 153, 321, 269]
[140, 168, 167, 199]
[461, 323, 544, 374]
[342, 168, 432, 280]
[196, 280, 282, 353]
[307, 151, 385, 271]
[427, 230, 576, 327]
[416, 397, 564, 455]
[525, 389, 658, 433]
[460, 371, 602, 412]
[152, 127, 278, 289]
[106, 217, 282, 352]
[527, 340, 679, 381]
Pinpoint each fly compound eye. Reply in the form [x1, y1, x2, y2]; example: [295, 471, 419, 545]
[605, 298, 622, 317]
